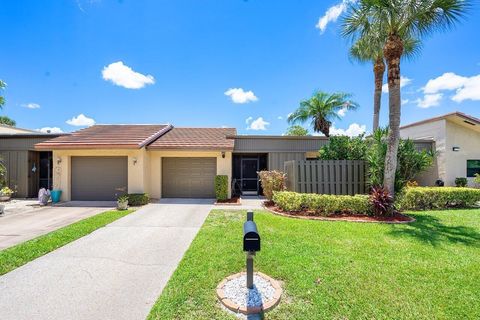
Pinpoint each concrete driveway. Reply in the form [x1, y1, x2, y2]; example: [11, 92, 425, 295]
[0, 199, 213, 320]
[0, 201, 114, 250]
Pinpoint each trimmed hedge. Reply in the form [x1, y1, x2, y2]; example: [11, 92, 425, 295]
[214, 175, 228, 201]
[398, 187, 480, 210]
[272, 191, 372, 216]
[128, 193, 150, 206]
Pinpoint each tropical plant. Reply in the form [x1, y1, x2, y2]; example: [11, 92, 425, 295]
[318, 134, 367, 160]
[474, 173, 480, 187]
[348, 32, 420, 131]
[342, 0, 470, 196]
[369, 186, 394, 216]
[0, 116, 16, 127]
[0, 186, 14, 196]
[285, 125, 309, 136]
[288, 91, 359, 137]
[366, 128, 435, 193]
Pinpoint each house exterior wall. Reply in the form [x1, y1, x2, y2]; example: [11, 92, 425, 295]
[400, 119, 446, 186]
[233, 137, 327, 152]
[268, 152, 306, 171]
[445, 121, 480, 186]
[147, 150, 232, 199]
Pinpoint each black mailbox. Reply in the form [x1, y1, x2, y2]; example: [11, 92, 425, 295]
[243, 221, 261, 252]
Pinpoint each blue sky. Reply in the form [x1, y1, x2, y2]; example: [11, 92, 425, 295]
[1, 0, 479, 135]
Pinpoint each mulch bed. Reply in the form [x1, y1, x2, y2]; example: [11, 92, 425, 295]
[263, 201, 415, 224]
[215, 197, 241, 205]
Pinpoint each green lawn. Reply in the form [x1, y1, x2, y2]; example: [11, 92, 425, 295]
[149, 209, 480, 320]
[0, 209, 134, 275]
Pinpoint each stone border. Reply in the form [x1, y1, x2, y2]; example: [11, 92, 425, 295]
[217, 271, 282, 315]
[263, 203, 416, 224]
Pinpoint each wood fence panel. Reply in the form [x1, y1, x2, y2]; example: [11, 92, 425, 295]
[285, 159, 367, 195]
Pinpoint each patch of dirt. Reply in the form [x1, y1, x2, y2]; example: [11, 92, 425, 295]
[215, 197, 241, 205]
[263, 202, 414, 224]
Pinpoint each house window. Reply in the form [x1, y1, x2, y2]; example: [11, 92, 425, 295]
[466, 160, 480, 177]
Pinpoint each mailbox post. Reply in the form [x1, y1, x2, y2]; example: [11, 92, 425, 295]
[243, 210, 260, 289]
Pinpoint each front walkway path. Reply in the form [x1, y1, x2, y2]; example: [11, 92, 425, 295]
[0, 199, 213, 320]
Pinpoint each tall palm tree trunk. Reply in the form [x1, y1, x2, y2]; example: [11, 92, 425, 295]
[383, 34, 403, 196]
[372, 57, 385, 132]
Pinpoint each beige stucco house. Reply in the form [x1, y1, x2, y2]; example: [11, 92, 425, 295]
[35, 124, 326, 201]
[400, 112, 480, 187]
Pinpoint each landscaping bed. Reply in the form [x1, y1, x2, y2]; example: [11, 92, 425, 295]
[263, 201, 413, 223]
[148, 209, 480, 319]
[214, 196, 241, 205]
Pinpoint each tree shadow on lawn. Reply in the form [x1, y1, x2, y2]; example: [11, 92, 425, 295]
[388, 212, 480, 247]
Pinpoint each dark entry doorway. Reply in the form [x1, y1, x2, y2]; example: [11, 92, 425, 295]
[232, 154, 267, 196]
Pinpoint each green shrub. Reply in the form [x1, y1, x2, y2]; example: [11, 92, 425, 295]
[474, 173, 480, 187]
[397, 187, 480, 210]
[214, 175, 228, 201]
[455, 177, 468, 187]
[127, 193, 149, 206]
[258, 170, 286, 200]
[272, 191, 372, 216]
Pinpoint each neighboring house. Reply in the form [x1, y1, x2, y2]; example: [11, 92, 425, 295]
[35, 125, 326, 201]
[0, 125, 67, 197]
[400, 112, 480, 187]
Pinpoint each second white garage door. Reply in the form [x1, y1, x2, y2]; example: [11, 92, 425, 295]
[162, 157, 216, 198]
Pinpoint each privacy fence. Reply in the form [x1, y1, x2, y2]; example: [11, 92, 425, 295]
[284, 160, 367, 195]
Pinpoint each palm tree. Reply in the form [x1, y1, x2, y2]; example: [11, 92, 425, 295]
[0, 80, 6, 109]
[348, 31, 420, 131]
[288, 91, 359, 137]
[0, 116, 16, 127]
[343, 0, 470, 196]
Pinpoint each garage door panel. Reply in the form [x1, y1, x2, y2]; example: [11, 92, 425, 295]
[71, 157, 128, 201]
[162, 157, 216, 198]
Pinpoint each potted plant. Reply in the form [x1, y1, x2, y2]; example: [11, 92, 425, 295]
[117, 194, 129, 210]
[0, 186, 14, 201]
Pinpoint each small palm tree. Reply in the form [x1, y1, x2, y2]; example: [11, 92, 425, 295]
[348, 31, 420, 131]
[343, 0, 470, 196]
[0, 80, 6, 109]
[288, 91, 359, 137]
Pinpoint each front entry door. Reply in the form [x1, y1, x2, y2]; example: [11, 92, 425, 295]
[241, 158, 259, 194]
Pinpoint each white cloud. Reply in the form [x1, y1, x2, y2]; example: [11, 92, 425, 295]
[401, 99, 410, 105]
[22, 103, 40, 109]
[382, 76, 412, 93]
[415, 93, 443, 109]
[102, 61, 155, 89]
[247, 117, 269, 131]
[245, 116, 253, 124]
[277, 116, 283, 120]
[329, 123, 366, 137]
[224, 88, 258, 104]
[316, 0, 356, 34]
[66, 114, 95, 127]
[37, 127, 63, 133]
[337, 107, 348, 117]
[420, 72, 480, 103]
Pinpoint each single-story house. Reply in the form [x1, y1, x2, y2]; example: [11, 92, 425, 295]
[34, 125, 327, 201]
[0, 125, 67, 197]
[400, 111, 480, 187]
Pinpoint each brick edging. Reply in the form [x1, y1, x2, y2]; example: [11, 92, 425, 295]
[217, 271, 282, 315]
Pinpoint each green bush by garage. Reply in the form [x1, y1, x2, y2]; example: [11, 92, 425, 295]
[214, 175, 228, 201]
[127, 193, 150, 206]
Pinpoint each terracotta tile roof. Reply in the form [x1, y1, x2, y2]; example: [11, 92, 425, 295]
[147, 127, 236, 150]
[35, 124, 172, 149]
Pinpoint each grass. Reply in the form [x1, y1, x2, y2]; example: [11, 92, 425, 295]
[148, 209, 480, 320]
[0, 209, 134, 275]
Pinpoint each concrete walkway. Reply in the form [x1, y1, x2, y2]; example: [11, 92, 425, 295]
[0, 201, 113, 249]
[0, 199, 213, 320]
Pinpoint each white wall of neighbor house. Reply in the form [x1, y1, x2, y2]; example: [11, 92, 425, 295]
[400, 119, 447, 185]
[52, 149, 147, 201]
[445, 121, 480, 186]
[147, 150, 232, 199]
